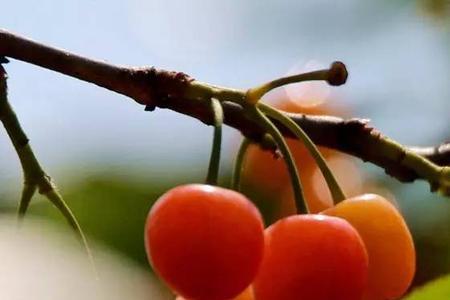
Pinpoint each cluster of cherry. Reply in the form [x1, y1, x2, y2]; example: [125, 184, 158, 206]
[144, 64, 415, 300]
[145, 184, 414, 300]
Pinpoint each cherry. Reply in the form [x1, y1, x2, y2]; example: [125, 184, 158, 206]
[253, 214, 368, 300]
[322, 194, 416, 300]
[145, 184, 264, 300]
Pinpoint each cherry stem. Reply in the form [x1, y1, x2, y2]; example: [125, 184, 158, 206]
[259, 103, 347, 203]
[231, 137, 251, 191]
[205, 98, 224, 185]
[246, 62, 347, 104]
[250, 106, 308, 214]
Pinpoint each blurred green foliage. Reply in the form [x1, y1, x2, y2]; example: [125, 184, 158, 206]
[1, 174, 175, 268]
[405, 274, 450, 300]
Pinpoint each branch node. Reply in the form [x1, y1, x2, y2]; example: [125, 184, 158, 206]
[37, 175, 55, 195]
[146, 68, 194, 106]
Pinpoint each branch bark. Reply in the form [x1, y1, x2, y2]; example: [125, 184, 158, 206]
[1, 28, 449, 189]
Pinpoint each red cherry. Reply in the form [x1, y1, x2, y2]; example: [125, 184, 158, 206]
[145, 184, 265, 300]
[253, 214, 368, 300]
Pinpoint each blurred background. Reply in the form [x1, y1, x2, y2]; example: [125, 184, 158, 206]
[0, 0, 449, 298]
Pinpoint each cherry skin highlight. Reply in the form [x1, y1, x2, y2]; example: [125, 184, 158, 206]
[253, 214, 369, 300]
[145, 184, 264, 300]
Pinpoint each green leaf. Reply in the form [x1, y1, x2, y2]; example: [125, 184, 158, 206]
[404, 275, 450, 300]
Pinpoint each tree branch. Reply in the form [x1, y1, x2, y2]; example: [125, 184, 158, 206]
[1, 28, 449, 193]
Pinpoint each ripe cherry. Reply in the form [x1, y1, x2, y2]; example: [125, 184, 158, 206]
[322, 194, 416, 300]
[253, 214, 369, 300]
[145, 184, 264, 300]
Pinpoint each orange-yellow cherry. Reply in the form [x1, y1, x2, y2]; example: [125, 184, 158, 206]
[322, 194, 416, 300]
